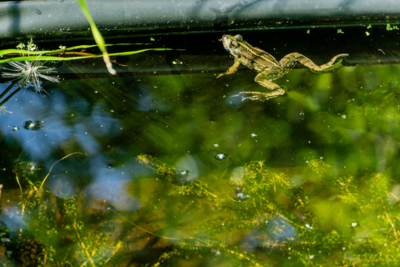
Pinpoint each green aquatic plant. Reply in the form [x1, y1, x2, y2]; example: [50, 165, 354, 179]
[128, 155, 400, 266]
[13, 152, 86, 218]
[386, 24, 399, 31]
[0, 39, 178, 102]
[3, 152, 399, 266]
[1, 39, 59, 93]
[0, 42, 176, 65]
[0, 39, 181, 101]
[1, 194, 123, 266]
[1, 153, 124, 266]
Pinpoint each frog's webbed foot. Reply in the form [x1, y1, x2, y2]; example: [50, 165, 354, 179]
[232, 89, 285, 102]
[280, 52, 348, 72]
[233, 70, 286, 101]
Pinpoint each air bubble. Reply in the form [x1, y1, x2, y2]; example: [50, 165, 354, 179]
[212, 152, 228, 162]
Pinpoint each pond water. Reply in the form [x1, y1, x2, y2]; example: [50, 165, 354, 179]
[0, 27, 400, 266]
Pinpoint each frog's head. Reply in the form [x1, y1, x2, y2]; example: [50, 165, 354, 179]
[221, 34, 244, 57]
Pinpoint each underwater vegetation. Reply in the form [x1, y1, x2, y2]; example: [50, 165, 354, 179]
[130, 155, 400, 266]
[0, 153, 125, 267]
[2, 26, 400, 266]
[1, 152, 400, 266]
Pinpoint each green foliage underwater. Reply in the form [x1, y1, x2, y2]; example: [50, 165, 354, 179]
[2, 151, 400, 266]
[1, 27, 400, 267]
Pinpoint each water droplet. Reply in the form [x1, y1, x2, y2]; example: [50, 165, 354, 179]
[35, 9, 42, 15]
[178, 170, 189, 176]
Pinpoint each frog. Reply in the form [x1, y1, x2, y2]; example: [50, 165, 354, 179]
[217, 34, 348, 101]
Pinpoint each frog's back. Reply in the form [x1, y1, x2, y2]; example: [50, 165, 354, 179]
[246, 46, 280, 72]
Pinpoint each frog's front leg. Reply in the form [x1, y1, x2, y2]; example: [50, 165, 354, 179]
[217, 60, 241, 78]
[232, 69, 285, 102]
[280, 52, 348, 71]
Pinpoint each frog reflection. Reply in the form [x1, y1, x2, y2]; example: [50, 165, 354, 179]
[217, 34, 348, 102]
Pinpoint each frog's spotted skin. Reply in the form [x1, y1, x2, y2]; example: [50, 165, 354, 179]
[217, 34, 348, 102]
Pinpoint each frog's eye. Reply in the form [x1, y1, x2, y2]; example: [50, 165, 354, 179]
[234, 35, 243, 42]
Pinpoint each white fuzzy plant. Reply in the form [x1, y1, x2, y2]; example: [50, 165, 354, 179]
[1, 39, 60, 94]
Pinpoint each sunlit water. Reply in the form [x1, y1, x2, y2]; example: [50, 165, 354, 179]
[0, 28, 400, 266]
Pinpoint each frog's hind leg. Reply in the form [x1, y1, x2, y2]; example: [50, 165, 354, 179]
[254, 70, 284, 90]
[231, 90, 285, 102]
[231, 71, 285, 102]
[280, 52, 348, 71]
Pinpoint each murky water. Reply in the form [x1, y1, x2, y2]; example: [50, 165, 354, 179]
[0, 27, 400, 266]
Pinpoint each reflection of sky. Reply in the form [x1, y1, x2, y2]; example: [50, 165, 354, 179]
[241, 215, 298, 251]
[0, 82, 144, 214]
[266, 216, 298, 241]
[0, 84, 122, 160]
[138, 86, 171, 112]
[0, 207, 27, 235]
[82, 155, 148, 211]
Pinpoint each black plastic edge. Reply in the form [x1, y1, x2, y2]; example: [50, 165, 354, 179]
[0, 0, 400, 42]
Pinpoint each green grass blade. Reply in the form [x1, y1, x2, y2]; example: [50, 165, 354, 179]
[0, 43, 152, 57]
[76, 0, 115, 74]
[0, 48, 180, 64]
